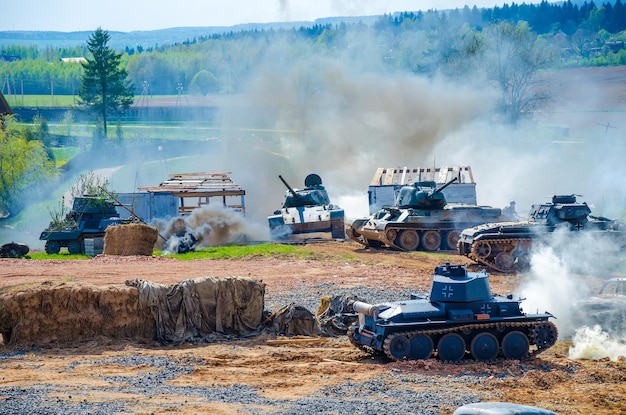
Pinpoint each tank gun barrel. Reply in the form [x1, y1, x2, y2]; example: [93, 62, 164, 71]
[352, 300, 379, 318]
[434, 177, 458, 194]
[278, 175, 298, 198]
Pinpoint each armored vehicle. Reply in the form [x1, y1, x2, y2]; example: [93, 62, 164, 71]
[457, 194, 626, 273]
[40, 196, 131, 254]
[268, 174, 345, 239]
[0, 242, 29, 258]
[348, 262, 558, 362]
[346, 178, 508, 251]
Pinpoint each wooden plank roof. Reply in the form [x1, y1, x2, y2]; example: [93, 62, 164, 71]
[369, 166, 474, 186]
[138, 172, 245, 196]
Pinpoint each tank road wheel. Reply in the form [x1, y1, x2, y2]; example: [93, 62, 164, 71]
[421, 230, 441, 252]
[446, 230, 461, 251]
[437, 333, 466, 362]
[494, 252, 515, 272]
[383, 333, 411, 361]
[67, 240, 83, 255]
[516, 252, 531, 271]
[470, 333, 499, 361]
[397, 230, 419, 251]
[501, 331, 529, 360]
[385, 229, 398, 243]
[408, 334, 434, 360]
[475, 242, 491, 259]
[532, 322, 558, 350]
[45, 241, 61, 255]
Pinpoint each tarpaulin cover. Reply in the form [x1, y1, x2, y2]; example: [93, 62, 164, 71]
[127, 276, 266, 345]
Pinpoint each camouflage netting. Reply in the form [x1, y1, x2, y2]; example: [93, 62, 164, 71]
[126, 277, 266, 345]
[0, 277, 266, 347]
[0, 280, 154, 346]
[104, 223, 159, 256]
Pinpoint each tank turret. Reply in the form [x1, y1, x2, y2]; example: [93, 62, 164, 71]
[279, 174, 331, 208]
[396, 178, 457, 210]
[457, 194, 626, 273]
[348, 263, 558, 362]
[268, 174, 345, 239]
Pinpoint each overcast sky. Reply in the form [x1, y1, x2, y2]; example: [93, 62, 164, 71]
[3, 1, 537, 32]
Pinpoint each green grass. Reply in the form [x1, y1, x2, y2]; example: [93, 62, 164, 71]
[50, 146, 80, 167]
[157, 243, 315, 260]
[27, 252, 90, 260]
[6, 94, 78, 107]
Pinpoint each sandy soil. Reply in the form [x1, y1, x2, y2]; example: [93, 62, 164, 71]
[1, 241, 625, 414]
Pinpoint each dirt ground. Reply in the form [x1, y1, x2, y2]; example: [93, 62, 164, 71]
[1, 241, 625, 414]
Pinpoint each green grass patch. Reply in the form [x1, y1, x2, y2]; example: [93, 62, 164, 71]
[27, 252, 90, 260]
[157, 243, 315, 260]
[50, 146, 80, 167]
[7, 94, 78, 107]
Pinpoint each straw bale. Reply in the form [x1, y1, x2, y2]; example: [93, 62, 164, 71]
[0, 280, 154, 346]
[104, 223, 158, 256]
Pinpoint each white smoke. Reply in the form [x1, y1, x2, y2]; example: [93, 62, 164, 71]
[152, 204, 269, 254]
[568, 325, 626, 361]
[518, 227, 626, 361]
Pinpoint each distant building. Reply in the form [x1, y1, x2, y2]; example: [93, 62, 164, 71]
[60, 57, 87, 64]
[367, 166, 477, 214]
[117, 172, 247, 222]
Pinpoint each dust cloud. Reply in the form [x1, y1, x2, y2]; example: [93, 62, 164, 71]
[518, 229, 626, 361]
[152, 204, 269, 253]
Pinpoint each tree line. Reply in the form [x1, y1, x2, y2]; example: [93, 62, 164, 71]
[0, 0, 625, 98]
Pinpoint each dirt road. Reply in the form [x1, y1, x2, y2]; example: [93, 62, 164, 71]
[1, 241, 625, 414]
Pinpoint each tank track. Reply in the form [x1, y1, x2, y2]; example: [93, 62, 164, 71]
[467, 238, 532, 273]
[350, 320, 558, 363]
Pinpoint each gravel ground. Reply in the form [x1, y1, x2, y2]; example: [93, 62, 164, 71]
[0, 284, 502, 415]
[0, 350, 498, 415]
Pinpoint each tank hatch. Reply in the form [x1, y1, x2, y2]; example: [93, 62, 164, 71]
[430, 263, 492, 303]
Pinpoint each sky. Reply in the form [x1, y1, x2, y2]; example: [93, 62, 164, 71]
[3, 0, 534, 32]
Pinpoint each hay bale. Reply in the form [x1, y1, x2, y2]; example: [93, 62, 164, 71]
[0, 281, 155, 346]
[0, 276, 266, 347]
[104, 223, 158, 256]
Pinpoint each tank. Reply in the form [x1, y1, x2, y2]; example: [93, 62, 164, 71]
[347, 262, 558, 362]
[268, 174, 345, 239]
[39, 196, 132, 254]
[457, 194, 626, 273]
[346, 178, 509, 251]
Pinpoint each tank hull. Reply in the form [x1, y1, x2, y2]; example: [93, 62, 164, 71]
[268, 206, 345, 239]
[458, 213, 626, 273]
[347, 205, 506, 251]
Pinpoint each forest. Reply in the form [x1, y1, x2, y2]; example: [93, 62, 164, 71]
[0, 0, 625, 98]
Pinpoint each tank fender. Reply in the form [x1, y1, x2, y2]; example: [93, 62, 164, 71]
[352, 301, 379, 318]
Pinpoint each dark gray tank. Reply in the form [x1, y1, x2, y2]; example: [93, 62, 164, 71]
[457, 194, 626, 273]
[348, 262, 558, 362]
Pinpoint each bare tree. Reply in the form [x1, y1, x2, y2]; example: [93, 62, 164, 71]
[484, 21, 556, 123]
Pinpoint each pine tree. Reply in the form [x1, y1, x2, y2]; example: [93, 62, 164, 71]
[78, 27, 134, 140]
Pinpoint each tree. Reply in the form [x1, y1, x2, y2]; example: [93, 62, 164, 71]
[0, 115, 56, 217]
[78, 27, 134, 140]
[190, 70, 219, 95]
[483, 21, 556, 123]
